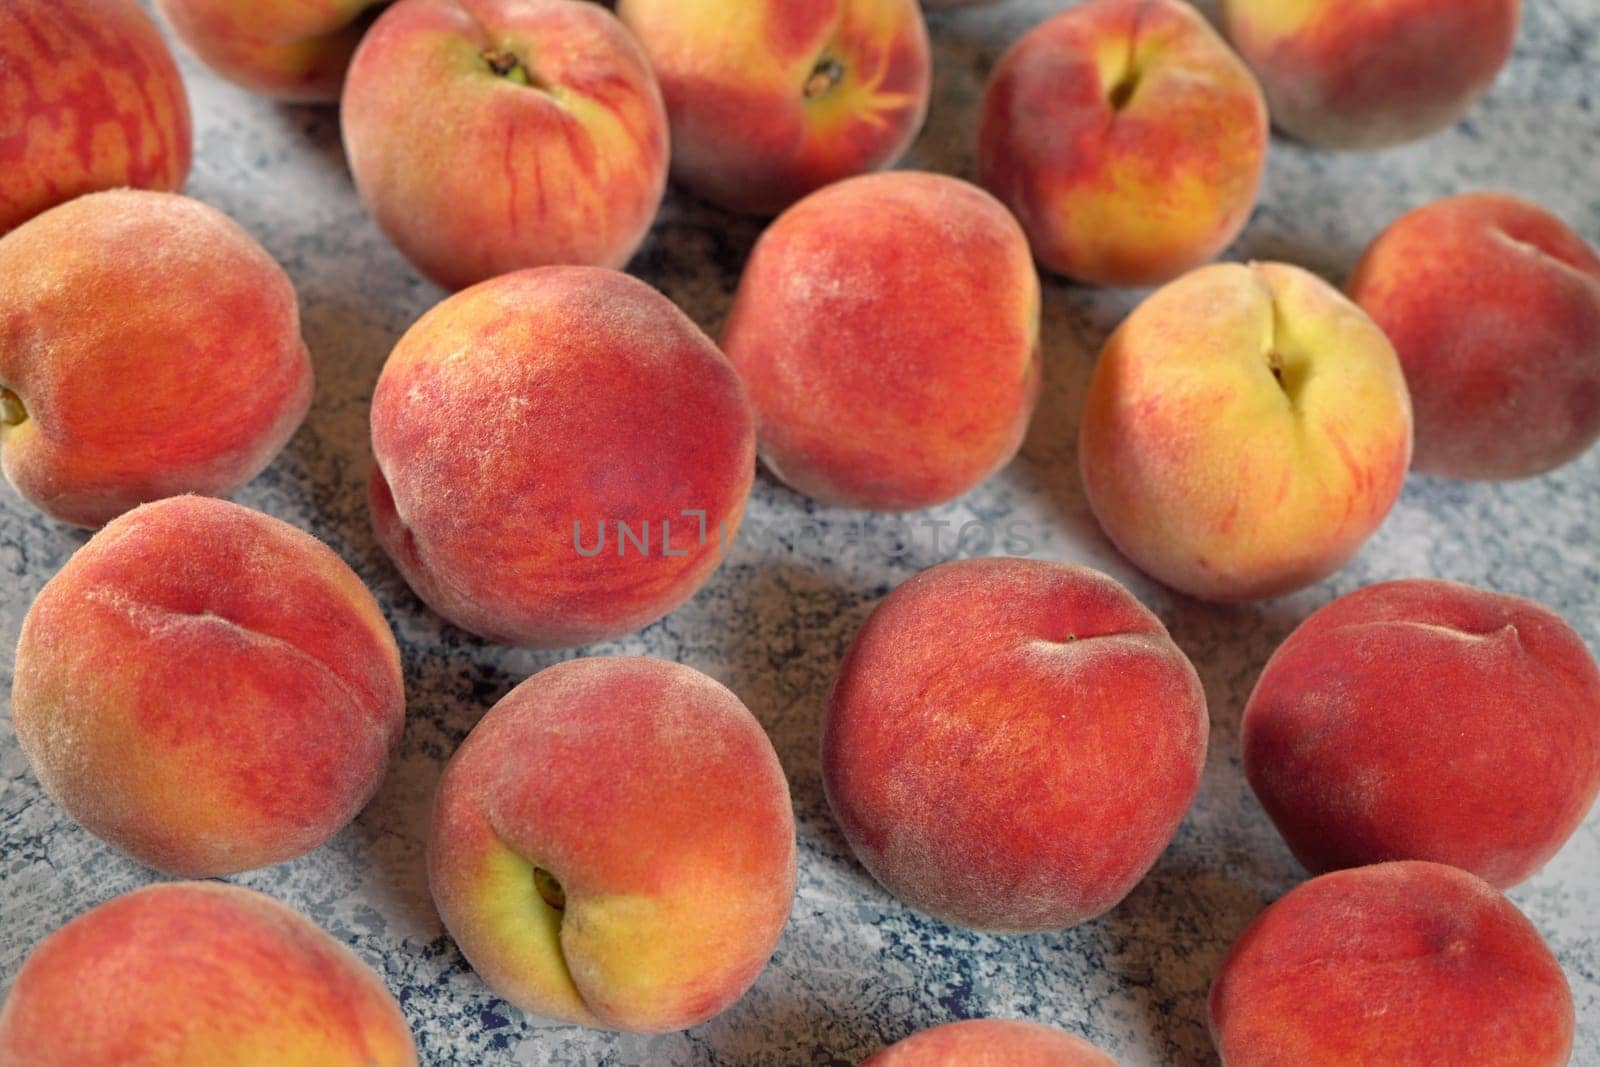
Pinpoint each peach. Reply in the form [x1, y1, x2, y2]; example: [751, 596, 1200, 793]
[155, 0, 385, 102]
[369, 266, 754, 648]
[720, 171, 1040, 511]
[1079, 262, 1413, 602]
[863, 1020, 1118, 1066]
[428, 657, 796, 1032]
[1348, 192, 1600, 479]
[1210, 862, 1574, 1066]
[615, 0, 931, 217]
[1221, 0, 1520, 149]
[0, 882, 417, 1066]
[0, 0, 191, 235]
[0, 190, 312, 528]
[342, 0, 668, 291]
[977, 0, 1268, 287]
[1243, 579, 1600, 889]
[12, 495, 405, 877]
[823, 558, 1208, 932]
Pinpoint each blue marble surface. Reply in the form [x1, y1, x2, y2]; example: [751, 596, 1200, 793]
[2, 2, 1599, 1064]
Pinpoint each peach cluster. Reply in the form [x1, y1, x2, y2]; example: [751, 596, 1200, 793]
[12, 495, 405, 877]
[429, 657, 796, 1032]
[722, 171, 1041, 511]
[0, 0, 191, 235]
[0, 883, 417, 1066]
[824, 557, 1207, 932]
[369, 266, 754, 648]
[0, 190, 312, 528]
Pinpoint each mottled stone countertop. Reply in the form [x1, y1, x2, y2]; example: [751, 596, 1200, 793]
[3, 2, 1599, 1064]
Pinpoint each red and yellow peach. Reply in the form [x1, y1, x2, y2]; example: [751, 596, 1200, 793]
[0, 0, 191, 236]
[12, 495, 406, 877]
[0, 190, 312, 528]
[1243, 578, 1600, 889]
[1210, 862, 1574, 1066]
[1349, 192, 1600, 479]
[428, 657, 796, 1032]
[823, 557, 1208, 932]
[616, 0, 931, 216]
[978, 0, 1268, 287]
[721, 171, 1040, 511]
[863, 1020, 1118, 1066]
[369, 266, 754, 648]
[1079, 262, 1413, 602]
[1221, 0, 1520, 149]
[0, 882, 417, 1066]
[342, 0, 669, 291]
[155, 0, 384, 102]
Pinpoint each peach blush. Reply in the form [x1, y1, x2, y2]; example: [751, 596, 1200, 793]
[1079, 262, 1412, 602]
[823, 557, 1208, 932]
[369, 267, 754, 648]
[1209, 862, 1574, 1067]
[1348, 191, 1600, 479]
[0, 190, 312, 528]
[616, 0, 931, 216]
[721, 171, 1040, 511]
[341, 0, 669, 290]
[12, 496, 405, 877]
[428, 657, 796, 1032]
[0, 882, 417, 1066]
[1, 0, 191, 235]
[1243, 578, 1600, 889]
[978, 0, 1268, 286]
[862, 1020, 1119, 1066]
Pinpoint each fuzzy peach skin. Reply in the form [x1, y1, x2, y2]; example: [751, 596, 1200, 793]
[342, 0, 668, 291]
[721, 171, 1040, 511]
[155, 0, 384, 102]
[1243, 579, 1600, 889]
[1079, 262, 1412, 602]
[370, 267, 754, 648]
[0, 0, 191, 235]
[428, 657, 797, 1032]
[823, 558, 1207, 932]
[1210, 862, 1574, 1066]
[977, 0, 1268, 287]
[863, 1020, 1119, 1066]
[0, 190, 312, 528]
[1221, 0, 1519, 150]
[1349, 192, 1600, 479]
[12, 496, 405, 877]
[615, 0, 930, 217]
[0, 882, 417, 1066]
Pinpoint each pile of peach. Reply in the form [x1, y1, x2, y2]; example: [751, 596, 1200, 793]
[1, 0, 1596, 1063]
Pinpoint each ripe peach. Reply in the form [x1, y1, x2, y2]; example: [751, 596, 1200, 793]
[1243, 579, 1600, 889]
[1210, 862, 1574, 1067]
[721, 171, 1040, 511]
[977, 0, 1268, 287]
[863, 1020, 1118, 1066]
[0, 190, 312, 528]
[428, 657, 796, 1032]
[1079, 262, 1413, 602]
[1221, 0, 1520, 149]
[615, 0, 931, 216]
[823, 558, 1208, 933]
[369, 266, 753, 648]
[0, 882, 417, 1066]
[0, 0, 191, 235]
[342, 0, 668, 291]
[12, 496, 405, 877]
[1348, 192, 1600, 479]
[155, 0, 385, 102]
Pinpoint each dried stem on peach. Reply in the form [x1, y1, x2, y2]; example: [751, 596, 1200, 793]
[0, 387, 24, 427]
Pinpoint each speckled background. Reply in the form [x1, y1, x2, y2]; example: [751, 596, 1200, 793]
[3, 1, 1598, 1064]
